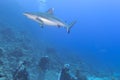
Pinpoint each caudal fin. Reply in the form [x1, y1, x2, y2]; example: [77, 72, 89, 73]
[66, 20, 76, 34]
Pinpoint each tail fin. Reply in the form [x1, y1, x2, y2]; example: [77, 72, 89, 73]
[66, 20, 76, 34]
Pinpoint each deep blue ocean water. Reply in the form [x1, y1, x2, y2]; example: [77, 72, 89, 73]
[0, 0, 120, 77]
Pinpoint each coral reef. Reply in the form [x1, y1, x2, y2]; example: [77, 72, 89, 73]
[0, 48, 3, 57]
[9, 47, 25, 58]
[75, 69, 87, 80]
[59, 64, 77, 80]
[0, 22, 120, 80]
[44, 47, 63, 71]
[38, 56, 49, 71]
[13, 61, 29, 80]
[0, 60, 3, 66]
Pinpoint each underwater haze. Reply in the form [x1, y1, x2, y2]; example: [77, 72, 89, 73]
[0, 0, 120, 80]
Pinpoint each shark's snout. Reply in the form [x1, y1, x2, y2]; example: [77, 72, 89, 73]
[23, 12, 37, 20]
[23, 12, 31, 17]
[23, 13, 28, 16]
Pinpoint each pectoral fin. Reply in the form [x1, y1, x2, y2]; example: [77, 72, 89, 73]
[40, 23, 44, 28]
[57, 25, 61, 28]
[36, 17, 44, 28]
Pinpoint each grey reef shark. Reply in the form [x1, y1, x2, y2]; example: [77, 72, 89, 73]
[23, 8, 76, 33]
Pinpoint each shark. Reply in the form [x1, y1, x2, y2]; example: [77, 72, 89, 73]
[23, 8, 76, 33]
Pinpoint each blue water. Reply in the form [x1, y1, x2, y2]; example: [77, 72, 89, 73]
[0, 0, 120, 78]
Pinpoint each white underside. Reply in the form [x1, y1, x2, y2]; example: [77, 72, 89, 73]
[24, 13, 65, 27]
[40, 17, 58, 26]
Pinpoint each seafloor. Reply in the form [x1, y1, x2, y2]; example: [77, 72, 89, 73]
[0, 21, 120, 80]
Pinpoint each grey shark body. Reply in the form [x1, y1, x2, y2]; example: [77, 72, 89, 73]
[24, 8, 76, 33]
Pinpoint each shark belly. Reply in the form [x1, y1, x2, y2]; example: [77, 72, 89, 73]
[39, 17, 58, 26]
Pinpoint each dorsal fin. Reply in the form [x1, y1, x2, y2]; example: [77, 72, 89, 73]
[46, 8, 54, 15]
